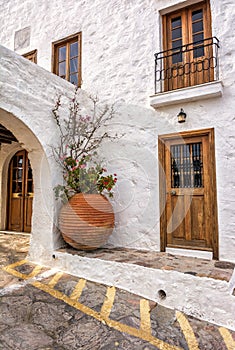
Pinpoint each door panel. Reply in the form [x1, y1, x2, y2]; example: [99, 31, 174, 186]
[7, 150, 33, 233]
[159, 129, 218, 258]
[191, 196, 204, 241]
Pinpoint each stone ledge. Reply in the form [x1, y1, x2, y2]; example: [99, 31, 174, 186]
[50, 247, 235, 331]
[57, 246, 234, 282]
[150, 81, 223, 108]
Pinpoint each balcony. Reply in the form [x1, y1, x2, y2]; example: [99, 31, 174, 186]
[150, 37, 222, 108]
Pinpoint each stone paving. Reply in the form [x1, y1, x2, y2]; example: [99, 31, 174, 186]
[1, 232, 235, 350]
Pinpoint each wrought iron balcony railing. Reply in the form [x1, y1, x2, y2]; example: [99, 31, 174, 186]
[154, 37, 220, 94]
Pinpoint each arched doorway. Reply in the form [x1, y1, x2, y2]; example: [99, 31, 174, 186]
[7, 150, 33, 233]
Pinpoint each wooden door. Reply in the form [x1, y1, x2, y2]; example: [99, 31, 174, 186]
[7, 150, 33, 233]
[159, 129, 218, 258]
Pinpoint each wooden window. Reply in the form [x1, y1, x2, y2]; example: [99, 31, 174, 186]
[23, 49, 37, 63]
[162, 0, 213, 91]
[52, 32, 82, 87]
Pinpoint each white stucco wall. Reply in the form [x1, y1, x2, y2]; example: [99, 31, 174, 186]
[0, 0, 235, 261]
[0, 45, 76, 259]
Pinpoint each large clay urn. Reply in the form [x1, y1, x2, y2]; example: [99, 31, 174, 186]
[59, 193, 115, 250]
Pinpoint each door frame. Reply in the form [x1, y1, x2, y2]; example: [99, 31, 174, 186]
[7, 150, 33, 233]
[158, 128, 218, 259]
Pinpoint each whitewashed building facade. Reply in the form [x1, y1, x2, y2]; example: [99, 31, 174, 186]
[0, 0, 235, 328]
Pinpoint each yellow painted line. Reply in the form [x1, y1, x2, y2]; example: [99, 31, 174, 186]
[28, 265, 43, 278]
[219, 327, 235, 350]
[2, 265, 28, 280]
[100, 286, 116, 318]
[176, 311, 199, 350]
[70, 278, 86, 300]
[2, 260, 43, 280]
[32, 280, 182, 350]
[2, 260, 30, 280]
[3, 259, 28, 269]
[140, 299, 151, 334]
[47, 272, 64, 288]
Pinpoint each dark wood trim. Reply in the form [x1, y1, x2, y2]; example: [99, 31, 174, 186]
[23, 49, 37, 63]
[158, 128, 218, 259]
[208, 128, 219, 259]
[158, 137, 166, 252]
[0, 124, 17, 145]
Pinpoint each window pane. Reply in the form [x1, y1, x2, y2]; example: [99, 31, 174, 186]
[171, 17, 181, 28]
[70, 73, 78, 85]
[13, 182, 22, 193]
[18, 156, 23, 167]
[70, 42, 78, 57]
[27, 180, 33, 193]
[194, 46, 204, 58]
[192, 9, 203, 21]
[59, 46, 66, 61]
[12, 181, 16, 193]
[172, 39, 182, 49]
[193, 33, 204, 43]
[171, 143, 203, 188]
[70, 57, 78, 73]
[192, 21, 203, 33]
[28, 166, 32, 180]
[172, 52, 182, 64]
[172, 27, 182, 40]
[59, 61, 66, 77]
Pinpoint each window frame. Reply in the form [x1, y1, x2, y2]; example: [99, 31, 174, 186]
[23, 49, 37, 63]
[162, 0, 213, 91]
[52, 32, 82, 87]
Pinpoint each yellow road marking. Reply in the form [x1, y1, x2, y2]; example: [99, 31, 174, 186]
[32, 280, 182, 350]
[140, 299, 151, 334]
[2, 260, 42, 280]
[219, 327, 235, 350]
[2, 265, 28, 280]
[3, 259, 27, 269]
[28, 265, 43, 278]
[70, 278, 86, 300]
[47, 272, 64, 288]
[176, 311, 199, 350]
[100, 286, 116, 318]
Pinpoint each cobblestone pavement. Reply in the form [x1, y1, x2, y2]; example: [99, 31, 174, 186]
[1, 233, 235, 350]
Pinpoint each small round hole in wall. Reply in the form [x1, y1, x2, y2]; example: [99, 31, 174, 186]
[158, 289, 167, 300]
[52, 254, 56, 259]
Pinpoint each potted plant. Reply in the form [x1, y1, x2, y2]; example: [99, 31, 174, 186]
[52, 89, 118, 250]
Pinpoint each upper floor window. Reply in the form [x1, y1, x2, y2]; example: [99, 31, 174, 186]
[155, 1, 219, 93]
[23, 49, 37, 63]
[52, 32, 82, 87]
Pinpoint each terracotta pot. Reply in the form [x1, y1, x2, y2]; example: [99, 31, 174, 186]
[59, 193, 115, 250]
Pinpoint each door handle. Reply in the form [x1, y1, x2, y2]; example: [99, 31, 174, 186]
[12, 193, 23, 198]
[170, 190, 176, 196]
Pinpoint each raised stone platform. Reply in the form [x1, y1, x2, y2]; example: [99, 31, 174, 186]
[52, 244, 235, 331]
[58, 245, 235, 283]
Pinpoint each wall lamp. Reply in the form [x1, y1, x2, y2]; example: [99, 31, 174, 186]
[177, 108, 187, 123]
